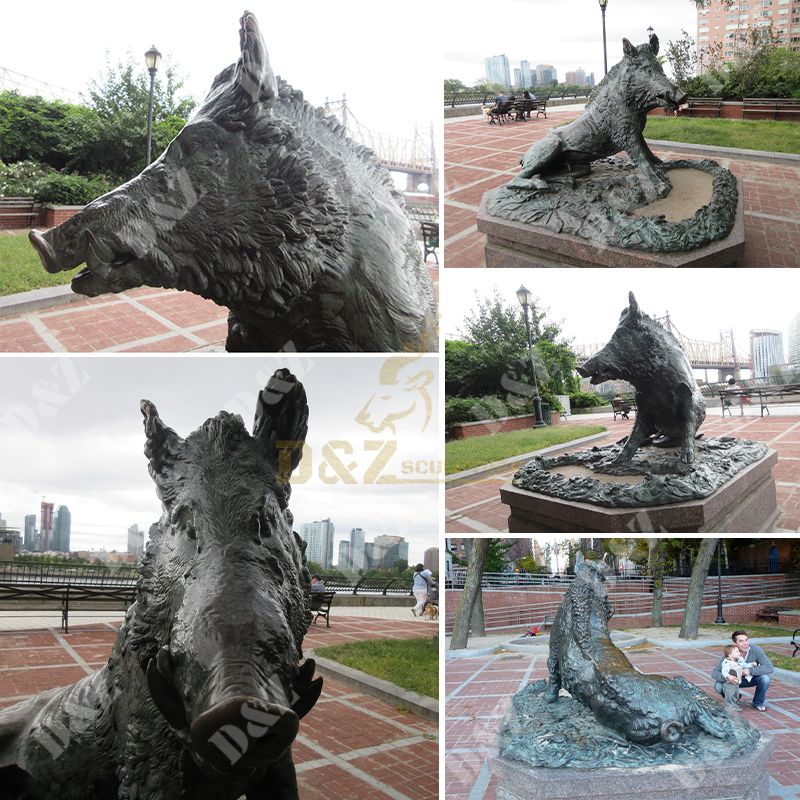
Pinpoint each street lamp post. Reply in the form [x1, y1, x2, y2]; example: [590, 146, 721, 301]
[144, 45, 162, 165]
[516, 285, 546, 428]
[599, 0, 610, 76]
[715, 540, 726, 624]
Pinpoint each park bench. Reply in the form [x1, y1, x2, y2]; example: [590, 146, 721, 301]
[611, 398, 636, 421]
[421, 220, 439, 263]
[309, 590, 336, 628]
[792, 628, 799, 658]
[755, 604, 793, 623]
[749, 382, 800, 417]
[0, 196, 38, 229]
[679, 97, 722, 118]
[533, 96, 548, 119]
[743, 97, 800, 121]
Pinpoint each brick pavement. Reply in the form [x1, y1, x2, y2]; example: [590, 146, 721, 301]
[0, 617, 438, 799]
[444, 112, 800, 267]
[445, 414, 800, 532]
[445, 642, 800, 800]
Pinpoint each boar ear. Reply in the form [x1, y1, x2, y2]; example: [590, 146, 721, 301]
[622, 38, 637, 58]
[141, 400, 185, 499]
[235, 11, 277, 109]
[253, 369, 309, 489]
[628, 291, 642, 320]
[649, 33, 660, 56]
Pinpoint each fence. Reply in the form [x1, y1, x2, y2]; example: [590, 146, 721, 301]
[0, 561, 138, 586]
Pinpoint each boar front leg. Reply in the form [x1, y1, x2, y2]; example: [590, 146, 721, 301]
[626, 132, 671, 200]
[613, 414, 654, 463]
[246, 751, 298, 800]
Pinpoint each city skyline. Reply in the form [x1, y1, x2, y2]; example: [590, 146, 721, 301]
[0, 357, 439, 560]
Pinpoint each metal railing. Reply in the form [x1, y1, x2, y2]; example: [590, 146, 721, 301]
[0, 561, 138, 586]
[318, 575, 413, 596]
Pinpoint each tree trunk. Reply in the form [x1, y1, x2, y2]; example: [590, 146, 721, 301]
[450, 539, 488, 650]
[648, 538, 665, 627]
[470, 588, 486, 637]
[678, 538, 718, 640]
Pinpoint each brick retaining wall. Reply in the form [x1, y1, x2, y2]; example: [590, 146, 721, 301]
[37, 206, 83, 227]
[449, 412, 561, 440]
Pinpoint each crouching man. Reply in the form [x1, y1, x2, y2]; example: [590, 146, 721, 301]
[712, 630, 774, 712]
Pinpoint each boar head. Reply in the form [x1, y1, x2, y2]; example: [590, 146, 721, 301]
[620, 36, 688, 113]
[130, 368, 321, 773]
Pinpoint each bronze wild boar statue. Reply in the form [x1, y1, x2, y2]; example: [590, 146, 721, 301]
[0, 369, 322, 800]
[29, 12, 437, 353]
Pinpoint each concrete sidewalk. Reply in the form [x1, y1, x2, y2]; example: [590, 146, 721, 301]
[0, 616, 438, 799]
[445, 641, 800, 800]
[444, 111, 800, 266]
[446, 415, 800, 532]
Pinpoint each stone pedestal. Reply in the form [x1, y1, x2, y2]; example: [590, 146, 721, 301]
[501, 448, 778, 532]
[476, 178, 745, 267]
[492, 734, 772, 800]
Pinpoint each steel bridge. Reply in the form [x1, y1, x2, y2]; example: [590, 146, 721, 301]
[323, 96, 436, 192]
[574, 312, 750, 379]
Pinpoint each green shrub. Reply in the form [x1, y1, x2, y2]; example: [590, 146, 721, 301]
[445, 394, 562, 427]
[569, 391, 607, 409]
[33, 172, 114, 205]
[0, 160, 54, 197]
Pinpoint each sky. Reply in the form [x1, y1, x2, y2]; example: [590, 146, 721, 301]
[445, 0, 699, 87]
[440, 269, 799, 370]
[0, 355, 440, 565]
[0, 0, 440, 144]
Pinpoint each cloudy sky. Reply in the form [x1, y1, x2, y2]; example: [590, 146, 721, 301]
[0, 356, 440, 564]
[1, 0, 440, 143]
[445, 0, 700, 86]
[441, 269, 799, 369]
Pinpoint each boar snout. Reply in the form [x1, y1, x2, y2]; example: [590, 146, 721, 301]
[190, 696, 299, 771]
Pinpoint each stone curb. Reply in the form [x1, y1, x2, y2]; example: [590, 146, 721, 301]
[446, 430, 610, 488]
[0, 284, 79, 319]
[308, 652, 439, 723]
[646, 138, 800, 166]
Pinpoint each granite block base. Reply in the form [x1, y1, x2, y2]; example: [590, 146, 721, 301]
[476, 177, 745, 267]
[492, 733, 772, 800]
[501, 448, 778, 532]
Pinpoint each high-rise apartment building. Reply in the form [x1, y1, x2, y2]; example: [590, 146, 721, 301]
[367, 535, 409, 570]
[40, 501, 54, 552]
[513, 68, 522, 87]
[301, 519, 335, 569]
[565, 68, 587, 85]
[788, 311, 800, 365]
[520, 60, 532, 88]
[536, 64, 557, 85]
[338, 540, 350, 570]
[423, 547, 438, 572]
[750, 329, 785, 379]
[484, 54, 511, 88]
[127, 523, 145, 558]
[349, 528, 366, 571]
[52, 505, 71, 553]
[697, 0, 800, 62]
[23, 514, 36, 551]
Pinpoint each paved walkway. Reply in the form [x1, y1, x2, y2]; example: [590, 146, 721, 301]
[0, 616, 437, 799]
[445, 641, 800, 800]
[446, 414, 800, 532]
[444, 111, 800, 266]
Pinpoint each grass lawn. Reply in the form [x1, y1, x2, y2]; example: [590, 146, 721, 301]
[445, 424, 606, 475]
[644, 116, 800, 154]
[0, 232, 78, 297]
[315, 636, 438, 699]
[764, 649, 800, 671]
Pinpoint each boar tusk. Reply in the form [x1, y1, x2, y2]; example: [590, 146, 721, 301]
[291, 676, 323, 720]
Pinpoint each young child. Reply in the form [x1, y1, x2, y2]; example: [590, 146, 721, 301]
[720, 644, 743, 711]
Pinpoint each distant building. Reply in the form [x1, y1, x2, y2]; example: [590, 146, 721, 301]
[52, 505, 71, 553]
[565, 68, 587, 86]
[750, 329, 785, 379]
[349, 527, 365, 571]
[366, 535, 409, 570]
[24, 514, 36, 551]
[40, 501, 54, 552]
[788, 312, 800, 365]
[587, 72, 595, 87]
[484, 54, 511, 88]
[301, 519, 335, 569]
[338, 540, 351, 570]
[503, 538, 532, 563]
[520, 60, 532, 88]
[536, 64, 557, 85]
[127, 523, 145, 558]
[0, 514, 21, 555]
[448, 537, 470, 563]
[423, 547, 438, 572]
[513, 67, 522, 87]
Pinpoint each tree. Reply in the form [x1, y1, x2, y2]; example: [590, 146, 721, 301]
[648, 538, 668, 626]
[450, 539, 488, 650]
[665, 30, 698, 88]
[679, 538, 719, 639]
[485, 539, 513, 572]
[444, 79, 467, 93]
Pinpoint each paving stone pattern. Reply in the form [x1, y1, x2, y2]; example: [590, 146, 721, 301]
[0, 618, 438, 800]
[446, 415, 800, 533]
[444, 113, 800, 267]
[445, 643, 800, 800]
